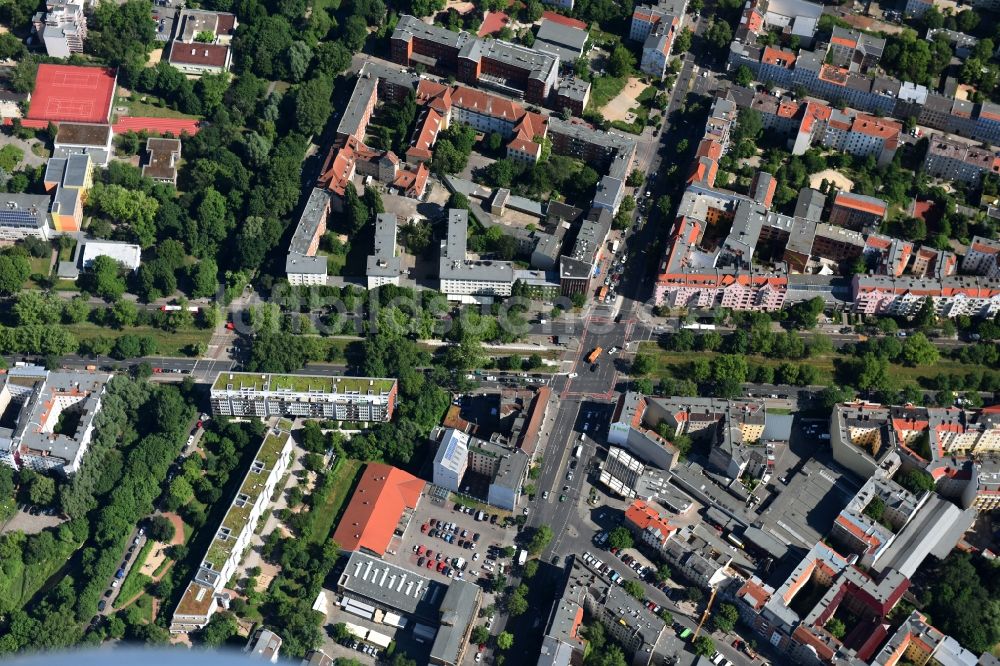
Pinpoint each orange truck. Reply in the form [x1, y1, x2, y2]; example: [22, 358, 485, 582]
[586, 347, 603, 363]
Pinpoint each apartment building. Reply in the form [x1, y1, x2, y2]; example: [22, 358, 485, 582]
[286, 188, 331, 286]
[449, 86, 548, 164]
[923, 136, 1000, 185]
[439, 209, 514, 302]
[168, 9, 237, 75]
[0, 193, 52, 243]
[171, 427, 293, 632]
[827, 26, 885, 72]
[210, 372, 398, 422]
[0, 365, 110, 476]
[32, 0, 86, 57]
[640, 17, 680, 79]
[390, 15, 558, 104]
[366, 212, 404, 288]
[559, 206, 613, 297]
[852, 274, 1000, 318]
[962, 236, 1000, 277]
[554, 76, 591, 117]
[828, 191, 888, 231]
[820, 111, 901, 166]
[608, 392, 683, 471]
[624, 499, 678, 553]
[663, 525, 734, 589]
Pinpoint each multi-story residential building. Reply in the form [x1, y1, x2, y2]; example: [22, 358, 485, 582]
[662, 525, 734, 589]
[167, 9, 237, 76]
[0, 193, 52, 243]
[286, 188, 331, 286]
[366, 212, 404, 288]
[337, 71, 379, 144]
[440, 209, 514, 302]
[0, 365, 110, 476]
[542, 556, 668, 666]
[450, 86, 548, 164]
[828, 191, 888, 231]
[559, 206, 613, 297]
[32, 0, 86, 57]
[962, 236, 1000, 277]
[923, 136, 1000, 185]
[171, 427, 293, 632]
[872, 611, 985, 665]
[630, 0, 687, 43]
[433, 428, 469, 492]
[390, 15, 558, 104]
[827, 26, 885, 72]
[852, 274, 1000, 318]
[624, 499, 678, 553]
[554, 76, 591, 117]
[142, 138, 182, 186]
[820, 111, 901, 166]
[608, 392, 682, 471]
[210, 372, 398, 422]
[640, 17, 680, 79]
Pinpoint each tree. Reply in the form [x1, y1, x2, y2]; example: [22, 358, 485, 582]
[28, 474, 56, 506]
[496, 631, 514, 651]
[608, 44, 635, 78]
[77, 255, 127, 302]
[735, 65, 754, 87]
[200, 611, 238, 647]
[900, 333, 939, 366]
[687, 587, 704, 603]
[656, 564, 672, 583]
[693, 636, 715, 657]
[896, 469, 935, 494]
[707, 20, 733, 49]
[294, 75, 335, 136]
[528, 525, 553, 555]
[673, 28, 693, 54]
[713, 603, 739, 633]
[90, 0, 156, 69]
[608, 526, 634, 551]
[623, 579, 645, 599]
[471, 626, 490, 644]
[147, 515, 176, 543]
[0, 254, 30, 295]
[630, 354, 655, 376]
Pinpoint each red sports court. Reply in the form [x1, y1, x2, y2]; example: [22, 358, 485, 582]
[27, 64, 116, 124]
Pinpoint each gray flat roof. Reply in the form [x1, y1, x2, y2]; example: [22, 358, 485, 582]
[439, 208, 514, 283]
[339, 551, 445, 623]
[289, 188, 331, 256]
[286, 253, 328, 275]
[429, 580, 480, 665]
[556, 76, 590, 102]
[338, 74, 378, 139]
[367, 212, 402, 278]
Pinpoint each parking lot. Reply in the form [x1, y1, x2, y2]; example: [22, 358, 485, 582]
[387, 490, 520, 588]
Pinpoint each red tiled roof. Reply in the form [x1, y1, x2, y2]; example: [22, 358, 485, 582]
[478, 11, 509, 37]
[624, 499, 676, 542]
[332, 463, 425, 556]
[831, 35, 857, 48]
[762, 46, 796, 67]
[542, 11, 587, 30]
[851, 114, 902, 140]
[834, 192, 887, 216]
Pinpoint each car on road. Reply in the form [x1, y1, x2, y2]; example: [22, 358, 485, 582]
[543, 491, 550, 500]
[568, 372, 578, 378]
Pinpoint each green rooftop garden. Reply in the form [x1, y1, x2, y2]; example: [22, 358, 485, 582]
[203, 429, 291, 571]
[212, 372, 396, 395]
